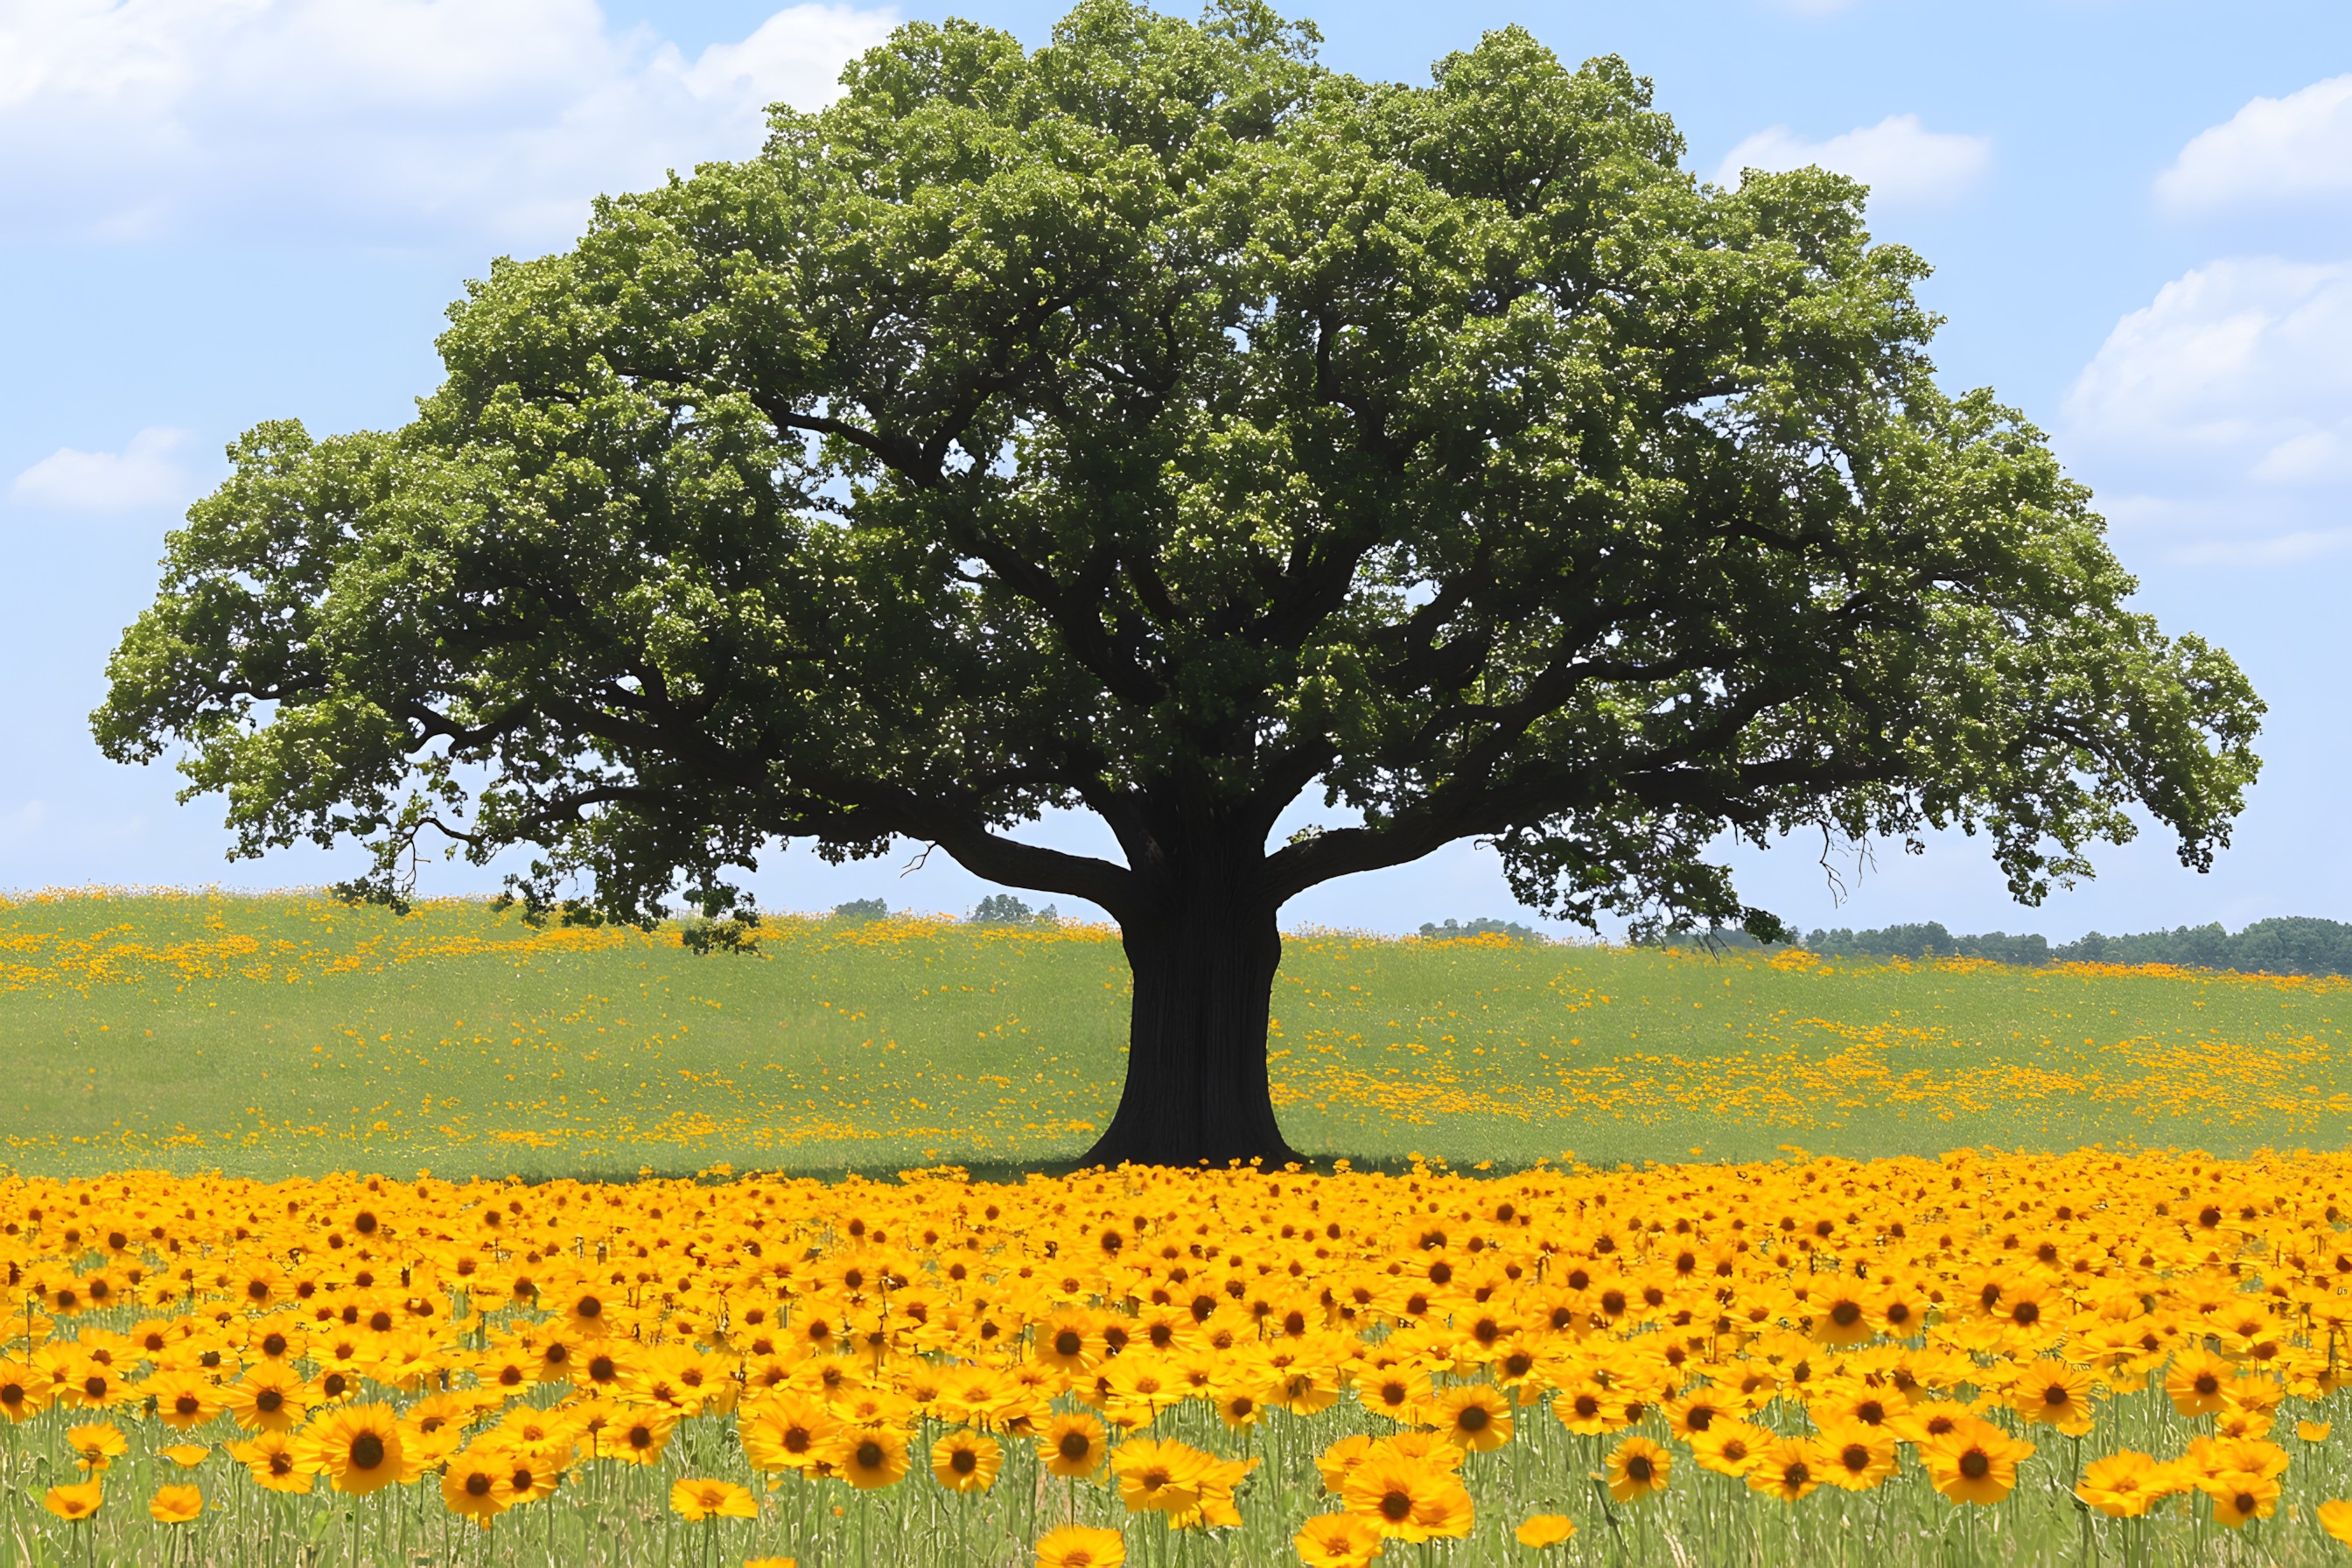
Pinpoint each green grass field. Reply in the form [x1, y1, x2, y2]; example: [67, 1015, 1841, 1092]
[3, 891, 2346, 1180]
[10, 892, 2352, 1568]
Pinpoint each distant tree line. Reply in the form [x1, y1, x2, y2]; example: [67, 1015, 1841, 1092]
[1756, 916, 2352, 977]
[822, 895, 1062, 927]
[833, 896, 2352, 980]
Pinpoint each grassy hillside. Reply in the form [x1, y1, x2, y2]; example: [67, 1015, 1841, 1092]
[2, 891, 2345, 1179]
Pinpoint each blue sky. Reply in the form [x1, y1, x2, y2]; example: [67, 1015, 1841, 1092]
[4, 0, 2349, 938]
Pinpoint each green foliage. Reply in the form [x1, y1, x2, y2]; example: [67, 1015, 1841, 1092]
[1656, 925, 1791, 951]
[1811, 914, 2352, 976]
[94, 1, 2261, 956]
[1418, 916, 1540, 942]
[967, 892, 1065, 926]
[1808, 920, 2049, 966]
[2054, 915, 2352, 974]
[830, 897, 893, 923]
[969, 892, 1037, 924]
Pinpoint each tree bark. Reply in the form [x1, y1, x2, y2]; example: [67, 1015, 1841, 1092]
[1080, 862, 1298, 1168]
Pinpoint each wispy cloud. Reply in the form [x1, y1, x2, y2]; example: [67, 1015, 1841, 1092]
[2066, 257, 2352, 472]
[2067, 259, 2352, 566]
[0, 1, 899, 249]
[2158, 74, 2352, 213]
[2166, 530, 2352, 568]
[10, 427, 194, 513]
[1716, 114, 1991, 207]
[2110, 80, 2352, 564]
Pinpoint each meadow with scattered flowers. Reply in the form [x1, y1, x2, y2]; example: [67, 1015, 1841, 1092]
[6, 891, 2350, 1179]
[9, 892, 2352, 1564]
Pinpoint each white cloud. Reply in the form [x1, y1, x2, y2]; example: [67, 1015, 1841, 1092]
[2158, 74, 2352, 213]
[10, 427, 195, 513]
[0, 1, 898, 248]
[2250, 430, 2351, 485]
[2065, 258, 2352, 566]
[2066, 257, 2352, 472]
[2097, 493, 2352, 566]
[1715, 114, 1991, 207]
[2168, 530, 2352, 567]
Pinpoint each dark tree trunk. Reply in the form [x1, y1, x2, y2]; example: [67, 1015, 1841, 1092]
[1080, 857, 1298, 1168]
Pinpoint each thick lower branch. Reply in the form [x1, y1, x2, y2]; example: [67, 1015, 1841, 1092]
[915, 814, 1138, 920]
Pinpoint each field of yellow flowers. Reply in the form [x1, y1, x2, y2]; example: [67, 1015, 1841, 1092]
[11, 1152, 2352, 1565]
[11, 892, 2352, 1562]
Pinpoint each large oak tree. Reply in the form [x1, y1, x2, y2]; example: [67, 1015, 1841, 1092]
[96, 2, 2263, 1166]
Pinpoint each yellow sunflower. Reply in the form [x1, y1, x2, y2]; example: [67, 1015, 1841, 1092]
[2076, 1452, 2164, 1519]
[1746, 1437, 1826, 1503]
[609, 1408, 679, 1466]
[65, 1422, 128, 1474]
[832, 1427, 911, 1490]
[1606, 1435, 1672, 1503]
[1295, 1511, 1383, 1568]
[1516, 1514, 1576, 1548]
[440, 1447, 511, 1527]
[1032, 1310, 1102, 1374]
[1339, 1452, 1474, 1542]
[2011, 1359, 2096, 1436]
[230, 1432, 315, 1494]
[2196, 1469, 2280, 1530]
[0, 1361, 48, 1423]
[931, 1430, 1003, 1494]
[2165, 1348, 2234, 1418]
[1690, 1418, 1770, 1479]
[300, 1403, 416, 1495]
[1922, 1418, 2034, 1507]
[145, 1369, 224, 1432]
[1110, 1438, 1214, 1516]
[1039, 1411, 1108, 1480]
[43, 1480, 103, 1522]
[668, 1477, 757, 1521]
[1034, 1523, 1127, 1568]
[1426, 1382, 1513, 1452]
[741, 1394, 840, 1475]
[1814, 1420, 1898, 1492]
[494, 1449, 564, 1508]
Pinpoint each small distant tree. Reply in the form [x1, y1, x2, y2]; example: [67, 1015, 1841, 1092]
[830, 898, 892, 924]
[1957, 931, 2051, 968]
[970, 893, 1036, 925]
[94, 2, 2261, 1166]
[1419, 918, 1540, 943]
[1810, 921, 1958, 960]
[2229, 916, 2352, 976]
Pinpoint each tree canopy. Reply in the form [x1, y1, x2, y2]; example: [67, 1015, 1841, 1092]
[94, 1, 2263, 1164]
